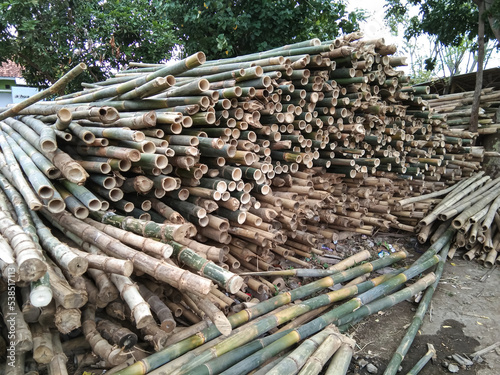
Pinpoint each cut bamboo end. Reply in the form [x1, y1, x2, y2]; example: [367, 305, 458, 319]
[47, 198, 66, 213]
[30, 286, 53, 307]
[141, 141, 156, 153]
[63, 166, 88, 185]
[87, 198, 102, 211]
[40, 139, 58, 153]
[55, 108, 72, 130]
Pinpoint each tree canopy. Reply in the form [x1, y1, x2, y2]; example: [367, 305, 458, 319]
[0, 0, 364, 90]
[165, 0, 364, 59]
[384, 0, 500, 47]
[385, 0, 500, 130]
[0, 0, 175, 90]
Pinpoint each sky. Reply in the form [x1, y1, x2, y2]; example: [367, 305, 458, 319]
[347, 0, 400, 46]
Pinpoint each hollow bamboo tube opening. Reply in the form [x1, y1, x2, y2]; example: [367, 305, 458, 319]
[73, 206, 89, 219]
[37, 185, 54, 200]
[47, 197, 66, 213]
[100, 200, 110, 211]
[66, 167, 87, 185]
[117, 159, 131, 171]
[140, 141, 156, 154]
[99, 107, 120, 123]
[54, 108, 72, 129]
[99, 164, 112, 174]
[181, 117, 193, 127]
[154, 155, 168, 169]
[108, 188, 124, 202]
[101, 177, 116, 189]
[122, 202, 134, 212]
[198, 216, 209, 227]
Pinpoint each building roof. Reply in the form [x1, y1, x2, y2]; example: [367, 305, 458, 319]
[416, 67, 500, 94]
[0, 61, 22, 78]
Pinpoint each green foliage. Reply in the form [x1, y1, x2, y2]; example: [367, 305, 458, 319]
[0, 0, 175, 90]
[165, 0, 365, 59]
[385, 1, 499, 86]
[385, 0, 500, 47]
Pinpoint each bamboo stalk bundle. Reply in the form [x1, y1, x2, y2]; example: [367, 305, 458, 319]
[412, 173, 500, 263]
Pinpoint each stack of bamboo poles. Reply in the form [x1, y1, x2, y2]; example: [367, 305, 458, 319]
[104, 231, 449, 375]
[426, 87, 500, 131]
[0, 32, 491, 374]
[397, 172, 500, 266]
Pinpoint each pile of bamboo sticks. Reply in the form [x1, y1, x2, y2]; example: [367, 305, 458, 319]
[426, 87, 500, 131]
[104, 234, 448, 375]
[0, 31, 492, 374]
[398, 171, 500, 266]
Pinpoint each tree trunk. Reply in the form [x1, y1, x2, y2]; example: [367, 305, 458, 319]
[471, 0, 486, 132]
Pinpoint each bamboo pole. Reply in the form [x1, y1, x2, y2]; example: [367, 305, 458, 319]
[383, 241, 451, 375]
[405, 343, 436, 375]
[44, 209, 213, 296]
[0, 63, 86, 121]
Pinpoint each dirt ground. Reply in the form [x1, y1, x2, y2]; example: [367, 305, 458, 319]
[338, 233, 500, 375]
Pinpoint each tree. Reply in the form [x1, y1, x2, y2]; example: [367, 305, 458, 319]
[164, 0, 365, 60]
[385, 0, 500, 131]
[0, 0, 176, 91]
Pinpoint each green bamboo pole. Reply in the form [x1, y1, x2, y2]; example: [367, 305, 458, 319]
[266, 325, 339, 375]
[43, 209, 213, 296]
[152, 272, 402, 375]
[91, 210, 191, 242]
[324, 343, 354, 375]
[250, 350, 291, 375]
[83, 127, 145, 142]
[151, 306, 292, 375]
[19, 116, 58, 152]
[452, 184, 500, 229]
[0, 167, 53, 306]
[115, 253, 406, 375]
[30, 271, 53, 307]
[405, 344, 436, 375]
[107, 111, 157, 129]
[59, 179, 102, 211]
[297, 329, 352, 375]
[383, 242, 452, 375]
[100, 96, 210, 110]
[2, 128, 60, 179]
[55, 53, 204, 104]
[169, 241, 244, 294]
[0, 63, 86, 120]
[1, 119, 89, 184]
[76, 145, 141, 162]
[160, 78, 210, 97]
[117, 75, 175, 100]
[335, 273, 437, 328]
[3, 131, 56, 200]
[167, 199, 207, 218]
[203, 43, 332, 66]
[412, 227, 455, 266]
[186, 329, 294, 375]
[29, 210, 88, 276]
[221, 266, 438, 375]
[83, 217, 173, 259]
[0, 130, 43, 209]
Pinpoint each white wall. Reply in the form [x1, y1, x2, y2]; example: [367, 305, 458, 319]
[0, 92, 12, 107]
